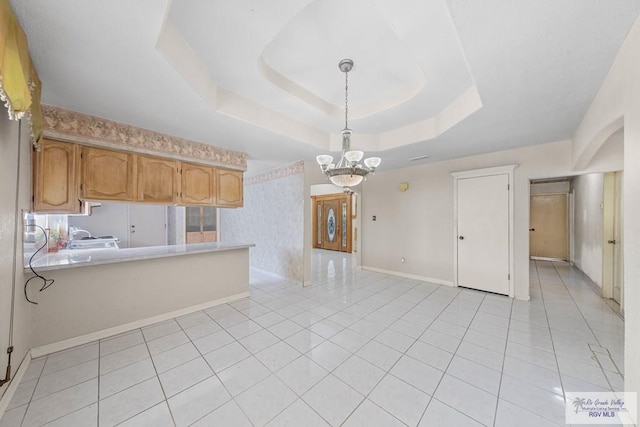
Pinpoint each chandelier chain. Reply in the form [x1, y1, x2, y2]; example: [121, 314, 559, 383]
[344, 68, 349, 130]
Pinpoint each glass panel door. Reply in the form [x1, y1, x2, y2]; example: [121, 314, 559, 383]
[342, 202, 347, 248]
[185, 207, 201, 232]
[202, 207, 216, 232]
[317, 202, 322, 246]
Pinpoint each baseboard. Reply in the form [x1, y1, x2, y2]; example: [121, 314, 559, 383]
[360, 266, 453, 287]
[570, 263, 603, 297]
[531, 256, 568, 262]
[0, 350, 31, 421]
[250, 267, 301, 285]
[31, 291, 251, 358]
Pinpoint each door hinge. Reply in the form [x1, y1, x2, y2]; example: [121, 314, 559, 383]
[80, 183, 83, 191]
[508, 273, 511, 280]
[507, 184, 510, 190]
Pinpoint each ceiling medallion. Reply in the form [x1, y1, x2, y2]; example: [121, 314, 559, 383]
[316, 59, 381, 190]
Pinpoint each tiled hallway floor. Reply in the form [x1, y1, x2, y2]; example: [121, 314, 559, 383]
[0, 252, 625, 426]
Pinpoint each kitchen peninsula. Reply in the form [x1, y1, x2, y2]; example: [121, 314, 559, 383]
[26, 242, 255, 356]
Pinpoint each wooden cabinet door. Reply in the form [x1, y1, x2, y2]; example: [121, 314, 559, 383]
[185, 231, 204, 244]
[181, 162, 214, 205]
[82, 146, 136, 201]
[216, 169, 243, 207]
[33, 139, 80, 213]
[137, 155, 178, 203]
[201, 231, 217, 243]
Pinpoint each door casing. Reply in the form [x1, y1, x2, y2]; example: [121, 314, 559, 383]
[452, 165, 517, 297]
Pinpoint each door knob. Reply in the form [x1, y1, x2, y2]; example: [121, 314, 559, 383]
[608, 239, 616, 244]
[459, 236, 464, 240]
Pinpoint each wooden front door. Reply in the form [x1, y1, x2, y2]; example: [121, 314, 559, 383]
[312, 194, 352, 253]
[322, 199, 341, 251]
[530, 194, 568, 260]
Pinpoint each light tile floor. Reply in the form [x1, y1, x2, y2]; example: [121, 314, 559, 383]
[0, 251, 625, 426]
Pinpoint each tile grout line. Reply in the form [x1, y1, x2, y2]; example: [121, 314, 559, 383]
[549, 261, 620, 392]
[18, 355, 46, 427]
[490, 290, 514, 427]
[415, 290, 490, 426]
[533, 260, 568, 403]
[139, 326, 178, 427]
[323, 279, 445, 426]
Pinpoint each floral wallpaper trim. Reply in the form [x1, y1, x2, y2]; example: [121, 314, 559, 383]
[245, 160, 305, 186]
[41, 105, 247, 170]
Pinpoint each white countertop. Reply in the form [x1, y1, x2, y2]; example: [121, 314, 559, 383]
[25, 242, 255, 272]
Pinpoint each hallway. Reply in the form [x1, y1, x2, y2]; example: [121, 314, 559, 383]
[0, 254, 625, 426]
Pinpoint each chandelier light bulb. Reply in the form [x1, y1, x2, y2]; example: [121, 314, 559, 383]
[316, 154, 333, 166]
[345, 150, 364, 163]
[364, 157, 381, 168]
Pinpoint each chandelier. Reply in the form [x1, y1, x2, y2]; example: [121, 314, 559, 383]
[316, 59, 381, 189]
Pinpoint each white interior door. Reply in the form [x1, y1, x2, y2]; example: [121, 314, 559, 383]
[613, 172, 623, 304]
[457, 174, 510, 295]
[129, 204, 167, 248]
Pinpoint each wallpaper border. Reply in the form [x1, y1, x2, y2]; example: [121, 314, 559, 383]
[41, 105, 247, 170]
[245, 160, 305, 186]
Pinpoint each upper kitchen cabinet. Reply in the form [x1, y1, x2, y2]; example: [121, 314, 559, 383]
[216, 168, 243, 207]
[81, 146, 136, 201]
[33, 139, 81, 213]
[137, 155, 179, 204]
[180, 162, 215, 205]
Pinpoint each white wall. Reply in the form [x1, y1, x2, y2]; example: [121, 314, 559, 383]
[68, 202, 130, 247]
[0, 114, 32, 400]
[167, 206, 186, 245]
[221, 161, 305, 281]
[571, 174, 604, 287]
[361, 139, 574, 299]
[572, 13, 640, 405]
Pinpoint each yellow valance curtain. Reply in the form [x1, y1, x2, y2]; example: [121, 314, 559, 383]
[0, 0, 43, 144]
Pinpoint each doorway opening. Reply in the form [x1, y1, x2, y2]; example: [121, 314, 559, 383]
[529, 178, 570, 261]
[312, 193, 352, 253]
[309, 184, 361, 283]
[529, 172, 624, 312]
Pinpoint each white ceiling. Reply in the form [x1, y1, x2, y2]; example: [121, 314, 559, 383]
[11, 0, 640, 172]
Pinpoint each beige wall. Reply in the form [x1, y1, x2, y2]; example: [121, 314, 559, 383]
[361, 139, 574, 300]
[571, 174, 604, 287]
[0, 114, 32, 399]
[30, 249, 249, 348]
[572, 14, 640, 402]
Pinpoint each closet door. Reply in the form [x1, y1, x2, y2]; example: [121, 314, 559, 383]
[457, 174, 510, 295]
